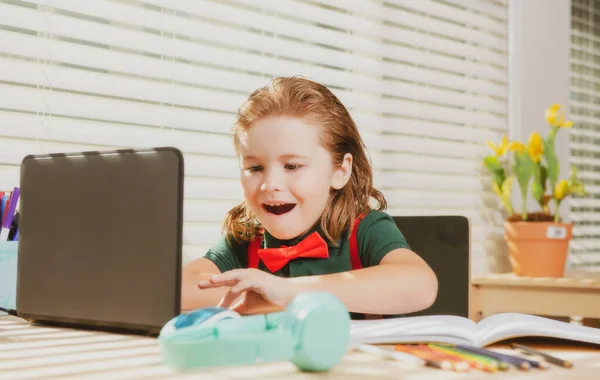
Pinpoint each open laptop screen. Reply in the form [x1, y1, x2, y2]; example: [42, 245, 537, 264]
[16, 147, 183, 335]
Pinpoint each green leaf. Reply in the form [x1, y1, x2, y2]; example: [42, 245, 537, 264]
[540, 165, 547, 192]
[531, 163, 546, 206]
[501, 176, 514, 199]
[543, 134, 560, 188]
[491, 176, 514, 215]
[513, 151, 534, 197]
[568, 166, 587, 197]
[483, 156, 505, 188]
[512, 151, 535, 218]
[531, 162, 548, 208]
[547, 125, 559, 145]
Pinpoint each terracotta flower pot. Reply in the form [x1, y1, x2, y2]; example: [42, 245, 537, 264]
[504, 221, 572, 277]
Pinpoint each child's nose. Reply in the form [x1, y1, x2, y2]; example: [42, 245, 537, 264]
[260, 171, 283, 192]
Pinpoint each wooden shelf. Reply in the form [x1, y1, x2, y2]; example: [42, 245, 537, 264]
[470, 271, 600, 322]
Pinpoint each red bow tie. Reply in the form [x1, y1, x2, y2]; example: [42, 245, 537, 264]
[257, 232, 329, 272]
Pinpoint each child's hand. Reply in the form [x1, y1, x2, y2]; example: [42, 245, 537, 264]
[226, 290, 285, 315]
[198, 269, 294, 314]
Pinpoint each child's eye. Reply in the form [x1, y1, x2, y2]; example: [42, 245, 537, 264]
[246, 165, 263, 172]
[285, 163, 302, 171]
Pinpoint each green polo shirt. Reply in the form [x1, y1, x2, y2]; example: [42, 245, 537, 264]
[205, 210, 410, 276]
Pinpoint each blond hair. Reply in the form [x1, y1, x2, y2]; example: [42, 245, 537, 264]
[224, 76, 386, 244]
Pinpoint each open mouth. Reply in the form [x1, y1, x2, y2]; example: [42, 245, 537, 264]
[262, 202, 296, 215]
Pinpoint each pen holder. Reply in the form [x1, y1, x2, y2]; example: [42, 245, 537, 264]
[0, 241, 18, 315]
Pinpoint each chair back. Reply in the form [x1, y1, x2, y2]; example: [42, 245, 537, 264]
[392, 215, 470, 318]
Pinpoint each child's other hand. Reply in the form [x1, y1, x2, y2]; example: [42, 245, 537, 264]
[198, 269, 294, 314]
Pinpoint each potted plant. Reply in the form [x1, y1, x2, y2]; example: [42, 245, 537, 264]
[483, 104, 586, 277]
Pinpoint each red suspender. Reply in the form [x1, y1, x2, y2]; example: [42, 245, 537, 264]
[247, 237, 262, 269]
[349, 214, 365, 270]
[247, 214, 365, 270]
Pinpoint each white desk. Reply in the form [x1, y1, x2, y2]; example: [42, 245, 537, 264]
[2, 316, 600, 379]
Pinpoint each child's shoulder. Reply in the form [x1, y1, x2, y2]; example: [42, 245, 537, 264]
[208, 233, 253, 256]
[359, 209, 396, 227]
[355, 210, 411, 265]
[356, 209, 406, 241]
[204, 233, 256, 272]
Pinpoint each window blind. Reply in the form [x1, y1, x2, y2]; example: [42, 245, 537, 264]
[570, 0, 600, 267]
[0, 0, 509, 273]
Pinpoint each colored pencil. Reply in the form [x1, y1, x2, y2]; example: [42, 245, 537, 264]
[453, 344, 543, 370]
[395, 344, 467, 371]
[418, 345, 472, 372]
[1, 191, 11, 226]
[0, 192, 4, 223]
[354, 344, 425, 367]
[511, 343, 573, 368]
[429, 344, 505, 372]
[438, 343, 529, 370]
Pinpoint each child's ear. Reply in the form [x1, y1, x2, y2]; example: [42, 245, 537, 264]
[331, 153, 352, 190]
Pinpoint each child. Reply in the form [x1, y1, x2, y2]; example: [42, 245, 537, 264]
[182, 76, 438, 317]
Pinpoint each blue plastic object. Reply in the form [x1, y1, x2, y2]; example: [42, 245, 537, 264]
[173, 307, 235, 329]
[158, 292, 350, 372]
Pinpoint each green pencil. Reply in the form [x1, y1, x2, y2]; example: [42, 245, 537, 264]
[430, 344, 509, 371]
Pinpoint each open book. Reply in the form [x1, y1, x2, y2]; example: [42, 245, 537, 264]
[350, 313, 600, 347]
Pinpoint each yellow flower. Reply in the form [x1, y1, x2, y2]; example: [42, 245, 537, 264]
[527, 132, 544, 163]
[545, 104, 561, 126]
[545, 104, 573, 128]
[486, 135, 508, 157]
[554, 179, 569, 200]
[561, 120, 573, 128]
[508, 141, 526, 154]
[558, 111, 573, 128]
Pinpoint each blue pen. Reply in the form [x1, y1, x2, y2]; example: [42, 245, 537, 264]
[0, 194, 7, 225]
[12, 228, 18, 241]
[0, 187, 19, 241]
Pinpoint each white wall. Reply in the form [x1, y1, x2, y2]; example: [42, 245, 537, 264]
[479, 0, 573, 275]
[509, 0, 572, 220]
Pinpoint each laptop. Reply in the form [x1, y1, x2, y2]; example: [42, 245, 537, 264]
[393, 215, 470, 318]
[16, 147, 183, 335]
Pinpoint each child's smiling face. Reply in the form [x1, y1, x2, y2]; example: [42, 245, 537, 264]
[237, 116, 348, 240]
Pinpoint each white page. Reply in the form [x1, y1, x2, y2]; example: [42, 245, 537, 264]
[349, 315, 477, 345]
[476, 313, 600, 347]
